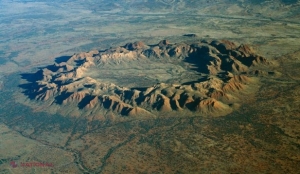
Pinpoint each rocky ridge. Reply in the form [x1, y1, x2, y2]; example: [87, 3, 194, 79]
[20, 39, 270, 118]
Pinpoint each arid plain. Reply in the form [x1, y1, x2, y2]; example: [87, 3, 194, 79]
[0, 0, 300, 173]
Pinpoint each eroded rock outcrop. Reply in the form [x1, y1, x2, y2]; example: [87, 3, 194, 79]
[20, 39, 270, 118]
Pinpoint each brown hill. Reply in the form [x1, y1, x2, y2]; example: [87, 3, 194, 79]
[20, 39, 270, 118]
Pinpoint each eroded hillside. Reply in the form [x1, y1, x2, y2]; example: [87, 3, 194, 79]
[20, 39, 275, 119]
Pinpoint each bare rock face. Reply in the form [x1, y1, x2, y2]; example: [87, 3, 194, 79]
[20, 39, 270, 119]
[158, 40, 170, 47]
[124, 41, 146, 51]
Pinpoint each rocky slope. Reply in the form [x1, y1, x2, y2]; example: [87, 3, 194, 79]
[20, 39, 270, 118]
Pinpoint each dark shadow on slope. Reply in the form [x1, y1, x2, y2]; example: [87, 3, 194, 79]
[170, 100, 179, 110]
[185, 98, 201, 111]
[75, 59, 85, 66]
[19, 54, 72, 100]
[78, 95, 96, 109]
[184, 45, 212, 74]
[135, 92, 146, 105]
[55, 56, 72, 64]
[55, 91, 73, 105]
[18, 82, 45, 100]
[120, 107, 132, 116]
[20, 70, 44, 82]
[218, 54, 236, 72]
[19, 70, 46, 99]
